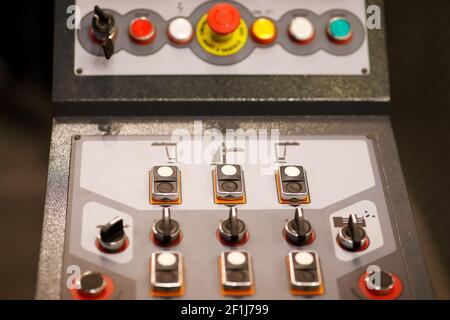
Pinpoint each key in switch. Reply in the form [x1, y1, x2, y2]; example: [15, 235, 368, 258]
[90, 5, 116, 59]
[287, 251, 324, 296]
[150, 251, 184, 297]
[220, 251, 255, 296]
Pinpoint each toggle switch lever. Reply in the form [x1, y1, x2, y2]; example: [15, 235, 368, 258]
[285, 207, 314, 245]
[152, 207, 181, 246]
[218, 207, 248, 245]
[91, 5, 116, 59]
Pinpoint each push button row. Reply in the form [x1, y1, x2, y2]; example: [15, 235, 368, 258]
[89, 4, 354, 60]
[149, 164, 310, 206]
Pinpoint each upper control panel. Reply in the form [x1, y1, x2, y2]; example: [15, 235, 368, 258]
[75, 0, 370, 75]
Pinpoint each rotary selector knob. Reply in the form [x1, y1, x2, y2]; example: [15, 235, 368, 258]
[152, 207, 181, 246]
[76, 271, 107, 298]
[97, 217, 127, 253]
[91, 5, 116, 59]
[337, 214, 369, 251]
[218, 207, 248, 245]
[285, 207, 314, 245]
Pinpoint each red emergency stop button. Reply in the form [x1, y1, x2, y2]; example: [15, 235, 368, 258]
[129, 17, 156, 44]
[207, 3, 241, 35]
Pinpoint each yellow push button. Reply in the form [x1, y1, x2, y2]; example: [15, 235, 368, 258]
[251, 18, 276, 45]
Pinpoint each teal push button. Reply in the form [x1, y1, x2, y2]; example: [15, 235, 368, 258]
[327, 17, 352, 43]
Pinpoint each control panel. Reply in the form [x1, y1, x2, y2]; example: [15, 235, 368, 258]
[61, 134, 411, 300]
[74, 0, 370, 75]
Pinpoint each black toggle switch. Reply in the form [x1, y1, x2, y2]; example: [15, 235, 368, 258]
[91, 5, 116, 59]
[285, 207, 314, 245]
[337, 214, 369, 251]
[152, 207, 181, 246]
[97, 216, 127, 253]
[218, 207, 248, 245]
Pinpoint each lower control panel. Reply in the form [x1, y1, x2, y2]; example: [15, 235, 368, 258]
[74, 0, 370, 75]
[62, 134, 411, 299]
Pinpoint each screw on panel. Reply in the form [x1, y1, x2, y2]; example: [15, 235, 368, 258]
[76, 68, 83, 75]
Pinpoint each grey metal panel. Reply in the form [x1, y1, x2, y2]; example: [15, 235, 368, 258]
[53, 0, 389, 115]
[35, 116, 433, 299]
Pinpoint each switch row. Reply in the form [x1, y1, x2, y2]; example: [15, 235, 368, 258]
[96, 208, 370, 252]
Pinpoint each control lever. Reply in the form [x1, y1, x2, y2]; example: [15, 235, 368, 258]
[152, 207, 182, 246]
[91, 5, 116, 59]
[285, 207, 314, 245]
[218, 207, 248, 245]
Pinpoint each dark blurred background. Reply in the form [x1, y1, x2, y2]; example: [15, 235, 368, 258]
[0, 1, 448, 299]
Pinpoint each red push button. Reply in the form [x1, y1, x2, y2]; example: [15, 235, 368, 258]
[129, 17, 156, 44]
[207, 3, 241, 35]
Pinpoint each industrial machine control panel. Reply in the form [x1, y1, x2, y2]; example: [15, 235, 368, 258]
[74, 0, 369, 75]
[37, 0, 433, 301]
[61, 133, 410, 300]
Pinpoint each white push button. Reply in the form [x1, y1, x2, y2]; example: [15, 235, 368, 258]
[227, 251, 247, 266]
[168, 17, 194, 45]
[157, 166, 174, 177]
[157, 252, 177, 267]
[295, 252, 314, 266]
[288, 17, 315, 43]
[221, 165, 238, 176]
[284, 166, 301, 177]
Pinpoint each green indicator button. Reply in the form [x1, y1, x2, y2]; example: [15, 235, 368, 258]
[327, 17, 352, 42]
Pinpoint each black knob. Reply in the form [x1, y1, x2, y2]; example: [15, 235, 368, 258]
[91, 5, 116, 59]
[337, 214, 369, 251]
[98, 216, 127, 253]
[76, 271, 106, 297]
[285, 207, 314, 245]
[152, 207, 181, 245]
[219, 207, 248, 245]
